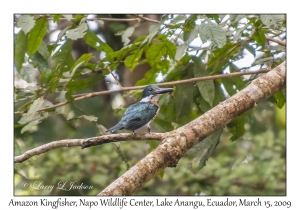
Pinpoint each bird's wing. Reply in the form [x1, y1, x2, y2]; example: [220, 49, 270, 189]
[121, 102, 159, 130]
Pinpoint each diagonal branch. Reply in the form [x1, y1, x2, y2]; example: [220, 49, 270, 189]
[265, 35, 286, 46]
[14, 69, 270, 115]
[98, 61, 286, 195]
[14, 133, 163, 163]
[107, 66, 123, 88]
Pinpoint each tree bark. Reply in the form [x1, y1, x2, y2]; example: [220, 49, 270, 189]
[99, 61, 286, 196]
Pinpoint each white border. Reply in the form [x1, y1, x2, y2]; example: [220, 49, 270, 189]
[3, 0, 298, 209]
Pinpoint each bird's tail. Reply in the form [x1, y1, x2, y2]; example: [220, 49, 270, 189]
[106, 123, 124, 133]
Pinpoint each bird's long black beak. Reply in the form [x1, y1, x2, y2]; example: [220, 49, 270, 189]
[154, 87, 174, 95]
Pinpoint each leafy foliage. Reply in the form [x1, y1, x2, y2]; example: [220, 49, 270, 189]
[27, 16, 48, 55]
[14, 14, 286, 195]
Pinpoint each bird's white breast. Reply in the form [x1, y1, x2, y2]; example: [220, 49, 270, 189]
[140, 94, 161, 102]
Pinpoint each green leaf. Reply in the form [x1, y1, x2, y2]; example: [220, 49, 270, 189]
[17, 15, 35, 35]
[241, 41, 256, 57]
[171, 15, 187, 24]
[51, 39, 74, 74]
[48, 77, 60, 93]
[206, 14, 221, 24]
[70, 53, 93, 73]
[142, 24, 161, 45]
[55, 91, 66, 114]
[193, 58, 214, 106]
[27, 16, 48, 55]
[18, 98, 44, 125]
[135, 68, 158, 86]
[38, 41, 49, 59]
[115, 30, 125, 36]
[221, 77, 236, 96]
[82, 30, 102, 49]
[260, 15, 285, 29]
[14, 139, 21, 156]
[184, 27, 199, 44]
[66, 73, 103, 91]
[72, 14, 85, 24]
[14, 30, 28, 71]
[227, 114, 246, 141]
[194, 128, 223, 171]
[47, 43, 58, 55]
[253, 28, 266, 46]
[63, 60, 84, 78]
[198, 21, 226, 48]
[81, 115, 98, 122]
[56, 25, 70, 43]
[146, 37, 176, 67]
[27, 97, 44, 115]
[233, 24, 248, 42]
[63, 14, 72, 21]
[208, 42, 241, 69]
[122, 26, 135, 46]
[19, 101, 34, 113]
[175, 44, 188, 61]
[20, 64, 35, 83]
[196, 91, 211, 113]
[230, 15, 245, 26]
[124, 49, 144, 71]
[65, 91, 74, 103]
[211, 60, 229, 75]
[68, 115, 98, 122]
[183, 14, 197, 31]
[273, 89, 286, 109]
[53, 14, 62, 23]
[83, 30, 114, 61]
[21, 119, 40, 134]
[66, 23, 88, 40]
[29, 51, 49, 72]
[174, 82, 193, 120]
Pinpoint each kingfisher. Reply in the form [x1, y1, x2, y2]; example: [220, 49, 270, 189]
[107, 85, 174, 133]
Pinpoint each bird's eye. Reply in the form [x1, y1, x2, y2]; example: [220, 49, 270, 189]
[149, 88, 153, 91]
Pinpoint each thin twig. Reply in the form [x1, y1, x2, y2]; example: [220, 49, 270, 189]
[133, 15, 183, 28]
[107, 66, 122, 88]
[14, 69, 270, 115]
[47, 17, 141, 22]
[133, 15, 160, 24]
[265, 35, 286, 46]
[14, 133, 164, 163]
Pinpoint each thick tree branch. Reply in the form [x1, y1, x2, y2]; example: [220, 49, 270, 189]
[14, 70, 270, 115]
[14, 133, 163, 163]
[99, 61, 286, 195]
[265, 35, 286, 46]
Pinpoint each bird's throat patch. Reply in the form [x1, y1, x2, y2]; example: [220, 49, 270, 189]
[150, 101, 159, 107]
